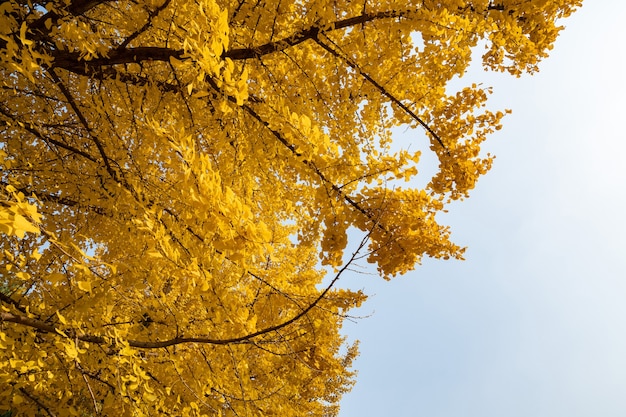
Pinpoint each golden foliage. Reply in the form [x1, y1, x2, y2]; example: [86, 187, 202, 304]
[0, 0, 580, 415]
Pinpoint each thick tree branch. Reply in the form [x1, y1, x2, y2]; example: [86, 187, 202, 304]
[66, 0, 115, 16]
[50, 47, 184, 73]
[45, 9, 416, 74]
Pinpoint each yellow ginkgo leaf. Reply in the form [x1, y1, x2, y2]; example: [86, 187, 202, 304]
[76, 280, 92, 292]
[56, 311, 67, 325]
[64, 342, 78, 359]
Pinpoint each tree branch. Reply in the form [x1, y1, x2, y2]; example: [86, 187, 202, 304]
[50, 47, 184, 74]
[0, 233, 370, 350]
[240, 100, 379, 224]
[48, 69, 122, 184]
[0, 180, 108, 216]
[18, 388, 57, 417]
[118, 0, 172, 49]
[225, 9, 415, 59]
[314, 36, 448, 152]
[28, 0, 117, 44]
[46, 9, 417, 74]
[0, 106, 98, 163]
[0, 292, 27, 314]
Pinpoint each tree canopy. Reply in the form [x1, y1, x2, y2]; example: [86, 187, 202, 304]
[0, 0, 581, 415]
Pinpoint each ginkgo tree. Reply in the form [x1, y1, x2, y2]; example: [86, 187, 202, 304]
[1, 0, 581, 415]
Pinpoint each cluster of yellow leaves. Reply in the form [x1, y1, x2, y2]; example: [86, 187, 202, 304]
[0, 0, 580, 415]
[0, 183, 41, 239]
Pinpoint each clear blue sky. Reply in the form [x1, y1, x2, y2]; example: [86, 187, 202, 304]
[339, 2, 626, 416]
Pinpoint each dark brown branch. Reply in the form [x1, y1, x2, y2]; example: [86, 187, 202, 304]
[225, 9, 415, 60]
[49, 47, 184, 74]
[0, 106, 98, 163]
[0, 180, 108, 216]
[49, 62, 181, 94]
[240, 101, 377, 223]
[29, 0, 117, 43]
[225, 26, 320, 60]
[314, 37, 448, 151]
[19, 388, 57, 417]
[118, 0, 173, 49]
[0, 237, 361, 349]
[66, 0, 116, 16]
[1, 312, 60, 334]
[0, 292, 27, 314]
[46, 9, 416, 74]
[48, 69, 121, 184]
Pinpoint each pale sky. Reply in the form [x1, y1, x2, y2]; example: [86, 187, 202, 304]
[339, 2, 626, 416]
